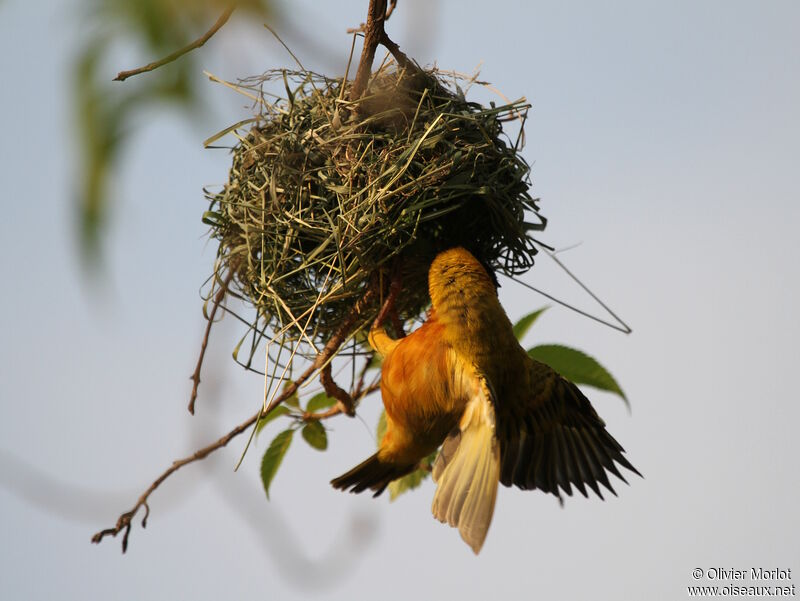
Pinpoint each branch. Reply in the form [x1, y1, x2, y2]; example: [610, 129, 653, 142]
[350, 0, 388, 100]
[305, 285, 379, 418]
[346, 0, 398, 34]
[91, 367, 307, 551]
[188, 271, 233, 415]
[350, 0, 416, 100]
[385, 0, 398, 21]
[379, 31, 412, 70]
[320, 364, 355, 416]
[113, 5, 236, 82]
[92, 286, 377, 552]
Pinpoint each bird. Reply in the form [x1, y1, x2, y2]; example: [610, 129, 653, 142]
[331, 247, 640, 553]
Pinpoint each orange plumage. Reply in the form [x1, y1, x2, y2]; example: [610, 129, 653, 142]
[332, 247, 639, 553]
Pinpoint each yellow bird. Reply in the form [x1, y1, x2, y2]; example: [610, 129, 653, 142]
[331, 247, 639, 553]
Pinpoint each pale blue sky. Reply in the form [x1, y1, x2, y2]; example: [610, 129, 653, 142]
[1, 1, 798, 599]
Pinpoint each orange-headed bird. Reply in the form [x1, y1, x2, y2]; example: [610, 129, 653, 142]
[331, 247, 640, 553]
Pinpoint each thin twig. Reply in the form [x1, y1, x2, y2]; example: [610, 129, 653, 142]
[385, 0, 398, 20]
[188, 271, 233, 415]
[305, 285, 381, 418]
[92, 287, 376, 552]
[320, 364, 356, 417]
[113, 5, 236, 82]
[91, 369, 306, 551]
[379, 32, 412, 70]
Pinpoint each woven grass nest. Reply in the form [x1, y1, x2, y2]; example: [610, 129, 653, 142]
[204, 62, 545, 360]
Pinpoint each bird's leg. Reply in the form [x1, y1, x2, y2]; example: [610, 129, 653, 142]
[316, 285, 381, 418]
[389, 305, 405, 339]
[369, 272, 404, 354]
[373, 270, 403, 330]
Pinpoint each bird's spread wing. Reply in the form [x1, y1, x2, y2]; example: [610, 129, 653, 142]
[431, 377, 500, 554]
[495, 359, 640, 501]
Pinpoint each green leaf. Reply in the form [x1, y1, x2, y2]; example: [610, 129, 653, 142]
[203, 118, 258, 148]
[201, 210, 224, 227]
[376, 410, 387, 447]
[366, 352, 382, 370]
[388, 452, 437, 500]
[260, 429, 294, 499]
[301, 420, 328, 450]
[283, 384, 300, 408]
[389, 469, 430, 500]
[306, 392, 336, 413]
[512, 307, 549, 341]
[527, 344, 628, 406]
[255, 405, 290, 436]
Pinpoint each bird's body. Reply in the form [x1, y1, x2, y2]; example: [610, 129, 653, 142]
[332, 247, 639, 553]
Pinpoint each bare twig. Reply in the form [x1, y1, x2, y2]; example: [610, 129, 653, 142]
[93, 287, 377, 552]
[188, 271, 233, 415]
[385, 0, 398, 21]
[113, 5, 236, 82]
[350, 0, 414, 99]
[91, 371, 306, 551]
[347, 0, 398, 34]
[308, 283, 381, 417]
[379, 31, 412, 70]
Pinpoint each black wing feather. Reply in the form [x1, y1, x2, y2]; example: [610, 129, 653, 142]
[495, 360, 640, 501]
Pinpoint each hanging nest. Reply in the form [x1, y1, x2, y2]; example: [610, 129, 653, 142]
[204, 62, 545, 363]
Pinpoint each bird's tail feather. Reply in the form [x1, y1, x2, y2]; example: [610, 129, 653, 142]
[431, 386, 500, 554]
[331, 453, 414, 497]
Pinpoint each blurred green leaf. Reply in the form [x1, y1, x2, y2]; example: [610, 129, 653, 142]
[260, 428, 293, 499]
[376, 410, 387, 446]
[366, 352, 382, 370]
[527, 344, 628, 406]
[283, 385, 300, 408]
[72, 0, 275, 265]
[376, 412, 437, 500]
[301, 420, 328, 450]
[255, 405, 290, 436]
[388, 469, 429, 500]
[388, 452, 437, 501]
[512, 307, 548, 341]
[306, 392, 336, 413]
